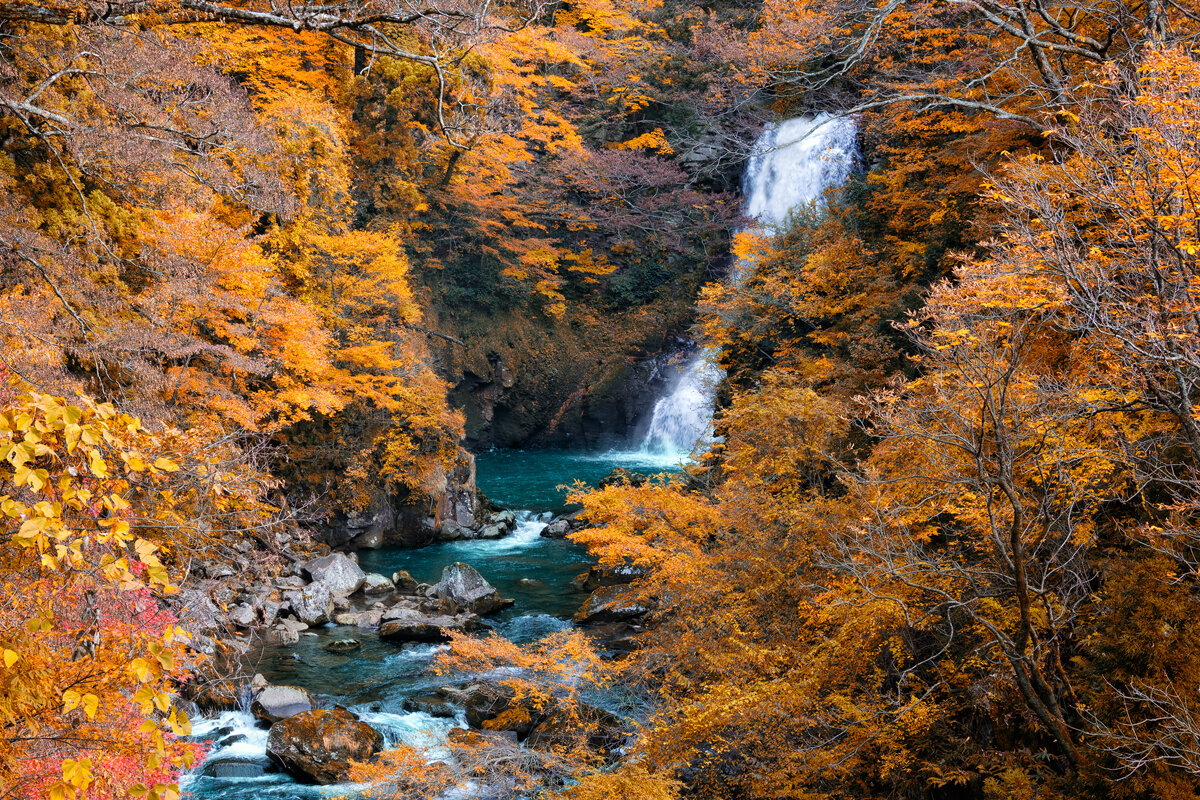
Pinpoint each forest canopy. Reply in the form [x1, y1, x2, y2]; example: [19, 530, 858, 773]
[5, 0, 1200, 799]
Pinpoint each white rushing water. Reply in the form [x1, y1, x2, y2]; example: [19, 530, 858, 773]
[638, 113, 859, 459]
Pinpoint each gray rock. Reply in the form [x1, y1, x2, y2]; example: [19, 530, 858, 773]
[304, 553, 366, 598]
[229, 603, 256, 629]
[261, 599, 281, 627]
[252, 685, 316, 724]
[202, 757, 274, 779]
[360, 573, 394, 595]
[333, 609, 383, 627]
[323, 638, 361, 654]
[378, 609, 483, 643]
[203, 561, 236, 579]
[488, 509, 517, 530]
[476, 524, 507, 540]
[437, 522, 466, 541]
[540, 519, 571, 539]
[174, 589, 223, 635]
[266, 624, 298, 645]
[574, 585, 648, 625]
[286, 583, 333, 626]
[431, 563, 514, 616]
[267, 617, 309, 645]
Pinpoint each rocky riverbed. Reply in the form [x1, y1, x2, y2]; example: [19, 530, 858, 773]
[178, 456, 668, 800]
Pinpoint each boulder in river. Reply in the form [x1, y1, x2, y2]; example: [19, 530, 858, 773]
[252, 685, 316, 724]
[323, 638, 361, 654]
[304, 553, 366, 598]
[431, 562, 514, 615]
[574, 584, 648, 625]
[526, 704, 627, 757]
[378, 608, 482, 643]
[265, 708, 383, 784]
[540, 519, 571, 539]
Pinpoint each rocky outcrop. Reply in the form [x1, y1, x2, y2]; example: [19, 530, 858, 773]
[430, 563, 514, 615]
[599, 467, 648, 488]
[265, 709, 383, 784]
[251, 685, 316, 724]
[303, 553, 366, 598]
[321, 450, 507, 549]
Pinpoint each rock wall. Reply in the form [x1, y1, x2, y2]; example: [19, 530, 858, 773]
[322, 448, 489, 550]
[429, 305, 696, 449]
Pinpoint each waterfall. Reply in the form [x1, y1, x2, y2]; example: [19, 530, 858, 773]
[639, 113, 858, 458]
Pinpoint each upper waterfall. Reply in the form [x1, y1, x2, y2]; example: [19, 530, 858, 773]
[639, 114, 858, 458]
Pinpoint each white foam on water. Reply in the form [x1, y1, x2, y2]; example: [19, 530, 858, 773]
[356, 709, 464, 761]
[440, 510, 548, 556]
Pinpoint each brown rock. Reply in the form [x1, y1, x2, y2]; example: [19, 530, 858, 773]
[265, 709, 382, 784]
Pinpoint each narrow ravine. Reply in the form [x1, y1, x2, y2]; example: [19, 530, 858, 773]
[183, 114, 859, 799]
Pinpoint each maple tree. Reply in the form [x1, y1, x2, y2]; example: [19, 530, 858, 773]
[0, 381, 213, 800]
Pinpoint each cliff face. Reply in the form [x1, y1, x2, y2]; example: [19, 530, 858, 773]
[424, 306, 696, 450]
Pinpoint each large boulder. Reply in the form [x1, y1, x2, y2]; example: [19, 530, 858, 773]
[304, 553, 366, 598]
[174, 588, 223, 636]
[540, 518, 571, 539]
[265, 709, 383, 784]
[378, 609, 482, 643]
[431, 563, 513, 616]
[574, 585, 648, 625]
[285, 582, 333, 626]
[251, 685, 316, 724]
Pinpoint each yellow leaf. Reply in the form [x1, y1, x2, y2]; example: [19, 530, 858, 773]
[88, 449, 109, 478]
[2, 649, 19, 668]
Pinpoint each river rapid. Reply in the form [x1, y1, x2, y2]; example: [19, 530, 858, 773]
[182, 449, 683, 800]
